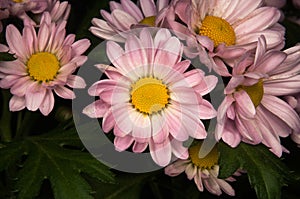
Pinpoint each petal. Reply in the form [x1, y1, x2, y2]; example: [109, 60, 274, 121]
[151, 113, 169, 143]
[132, 112, 152, 139]
[9, 95, 25, 111]
[114, 135, 134, 151]
[54, 86, 75, 99]
[120, 0, 143, 20]
[132, 142, 148, 153]
[171, 139, 188, 159]
[164, 160, 189, 176]
[261, 95, 300, 132]
[234, 7, 280, 34]
[234, 90, 256, 119]
[149, 138, 171, 167]
[194, 169, 204, 191]
[66, 75, 86, 89]
[71, 39, 91, 56]
[83, 99, 110, 118]
[39, 90, 55, 116]
[102, 110, 115, 133]
[25, 84, 46, 111]
[185, 163, 197, 180]
[140, 0, 157, 17]
[6, 25, 28, 61]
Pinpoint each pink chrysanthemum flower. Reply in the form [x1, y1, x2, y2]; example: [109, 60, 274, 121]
[165, 142, 236, 196]
[83, 28, 217, 166]
[216, 36, 300, 157]
[170, 0, 285, 76]
[90, 0, 172, 42]
[0, 12, 90, 116]
[4, 0, 48, 25]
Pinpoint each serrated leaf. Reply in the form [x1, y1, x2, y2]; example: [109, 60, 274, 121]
[0, 127, 115, 199]
[0, 52, 16, 61]
[219, 142, 292, 199]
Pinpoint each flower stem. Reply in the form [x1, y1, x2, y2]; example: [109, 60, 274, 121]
[0, 90, 12, 142]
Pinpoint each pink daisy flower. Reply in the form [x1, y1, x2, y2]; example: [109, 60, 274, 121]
[0, 12, 90, 116]
[165, 142, 236, 196]
[5, 0, 48, 25]
[216, 36, 300, 157]
[83, 28, 217, 166]
[89, 0, 172, 42]
[169, 0, 285, 76]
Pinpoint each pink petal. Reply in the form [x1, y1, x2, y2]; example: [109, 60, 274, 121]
[140, 0, 157, 17]
[151, 113, 169, 143]
[83, 99, 110, 118]
[173, 60, 191, 73]
[71, 39, 91, 56]
[165, 107, 189, 141]
[185, 163, 197, 180]
[111, 9, 137, 31]
[234, 90, 256, 119]
[149, 138, 171, 167]
[254, 51, 287, 74]
[37, 23, 50, 52]
[132, 142, 148, 153]
[132, 112, 152, 139]
[120, 0, 143, 20]
[203, 176, 222, 196]
[199, 99, 217, 119]
[9, 95, 25, 111]
[221, 121, 242, 147]
[39, 90, 54, 116]
[261, 95, 300, 132]
[102, 110, 115, 133]
[194, 169, 204, 191]
[6, 25, 28, 61]
[164, 160, 189, 176]
[216, 178, 235, 196]
[234, 7, 280, 34]
[114, 135, 134, 151]
[171, 139, 188, 159]
[54, 86, 75, 99]
[25, 84, 46, 111]
[67, 75, 86, 89]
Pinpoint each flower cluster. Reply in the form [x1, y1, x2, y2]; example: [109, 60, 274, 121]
[1, 0, 300, 197]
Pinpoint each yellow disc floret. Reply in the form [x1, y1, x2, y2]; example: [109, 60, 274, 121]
[237, 80, 264, 108]
[199, 15, 236, 47]
[13, 0, 23, 3]
[131, 77, 169, 114]
[27, 52, 60, 82]
[188, 143, 219, 170]
[139, 16, 156, 27]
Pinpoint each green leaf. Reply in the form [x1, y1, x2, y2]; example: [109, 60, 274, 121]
[0, 127, 115, 199]
[219, 142, 293, 199]
[0, 52, 16, 61]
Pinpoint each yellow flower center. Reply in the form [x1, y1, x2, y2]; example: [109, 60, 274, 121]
[199, 16, 236, 47]
[27, 52, 60, 82]
[188, 143, 219, 169]
[237, 80, 264, 107]
[130, 77, 169, 114]
[139, 16, 156, 27]
[12, 0, 23, 3]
